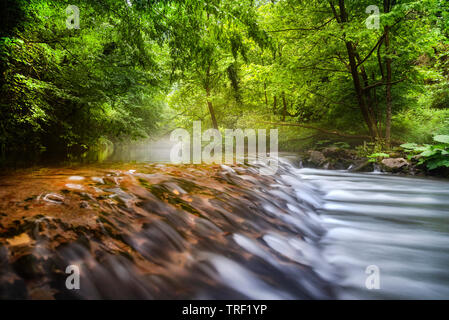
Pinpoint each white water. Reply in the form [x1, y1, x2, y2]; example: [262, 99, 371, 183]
[289, 167, 449, 299]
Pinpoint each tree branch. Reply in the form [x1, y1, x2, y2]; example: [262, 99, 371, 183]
[260, 121, 372, 139]
[362, 77, 406, 91]
[266, 18, 335, 33]
[356, 35, 385, 69]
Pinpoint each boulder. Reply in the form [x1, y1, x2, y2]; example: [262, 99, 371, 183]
[307, 150, 326, 166]
[321, 147, 357, 170]
[381, 158, 409, 172]
[350, 160, 374, 172]
[322, 146, 354, 159]
[321, 147, 340, 157]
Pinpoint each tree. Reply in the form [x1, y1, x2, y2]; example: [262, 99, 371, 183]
[253, 0, 442, 144]
[0, 0, 168, 160]
[160, 0, 269, 129]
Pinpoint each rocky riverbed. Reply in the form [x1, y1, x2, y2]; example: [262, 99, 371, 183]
[0, 162, 332, 299]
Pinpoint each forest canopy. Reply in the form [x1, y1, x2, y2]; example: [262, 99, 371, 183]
[1, 0, 449, 163]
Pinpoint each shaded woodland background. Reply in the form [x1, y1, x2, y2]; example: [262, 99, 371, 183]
[1, 0, 449, 164]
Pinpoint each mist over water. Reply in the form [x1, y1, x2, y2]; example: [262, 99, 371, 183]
[107, 138, 175, 163]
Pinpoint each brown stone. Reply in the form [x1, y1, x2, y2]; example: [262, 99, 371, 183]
[381, 158, 409, 171]
[308, 150, 326, 165]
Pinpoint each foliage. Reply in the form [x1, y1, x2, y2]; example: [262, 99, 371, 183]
[1, 0, 449, 166]
[401, 135, 449, 170]
[356, 141, 388, 158]
[368, 153, 390, 163]
[333, 142, 351, 149]
[0, 0, 167, 162]
[165, 0, 449, 151]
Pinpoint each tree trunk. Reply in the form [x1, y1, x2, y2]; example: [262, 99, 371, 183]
[373, 71, 382, 137]
[345, 43, 379, 139]
[384, 1, 393, 148]
[385, 29, 392, 148]
[333, 0, 380, 140]
[264, 81, 268, 106]
[206, 87, 218, 129]
[273, 95, 277, 114]
[356, 52, 379, 130]
[205, 65, 218, 129]
[282, 92, 287, 121]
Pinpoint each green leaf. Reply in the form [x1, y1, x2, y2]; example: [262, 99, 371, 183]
[369, 153, 390, 158]
[401, 143, 419, 149]
[427, 159, 449, 170]
[433, 135, 449, 144]
[420, 150, 438, 157]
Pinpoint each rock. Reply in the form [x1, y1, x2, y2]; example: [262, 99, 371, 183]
[12, 254, 44, 280]
[307, 151, 326, 166]
[312, 147, 357, 170]
[92, 177, 105, 184]
[79, 201, 91, 209]
[0, 245, 8, 267]
[388, 152, 401, 158]
[321, 146, 339, 156]
[322, 147, 353, 159]
[220, 165, 236, 174]
[42, 193, 64, 204]
[350, 160, 374, 172]
[381, 158, 409, 172]
[6, 233, 32, 246]
[0, 279, 28, 299]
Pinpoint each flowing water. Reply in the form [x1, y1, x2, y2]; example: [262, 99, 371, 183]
[1, 147, 449, 299]
[289, 166, 449, 299]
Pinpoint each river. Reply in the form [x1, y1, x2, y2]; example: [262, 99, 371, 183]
[0, 144, 448, 299]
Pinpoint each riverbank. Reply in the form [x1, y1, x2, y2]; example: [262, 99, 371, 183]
[299, 146, 449, 178]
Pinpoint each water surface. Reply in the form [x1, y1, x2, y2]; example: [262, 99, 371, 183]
[0, 154, 448, 299]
